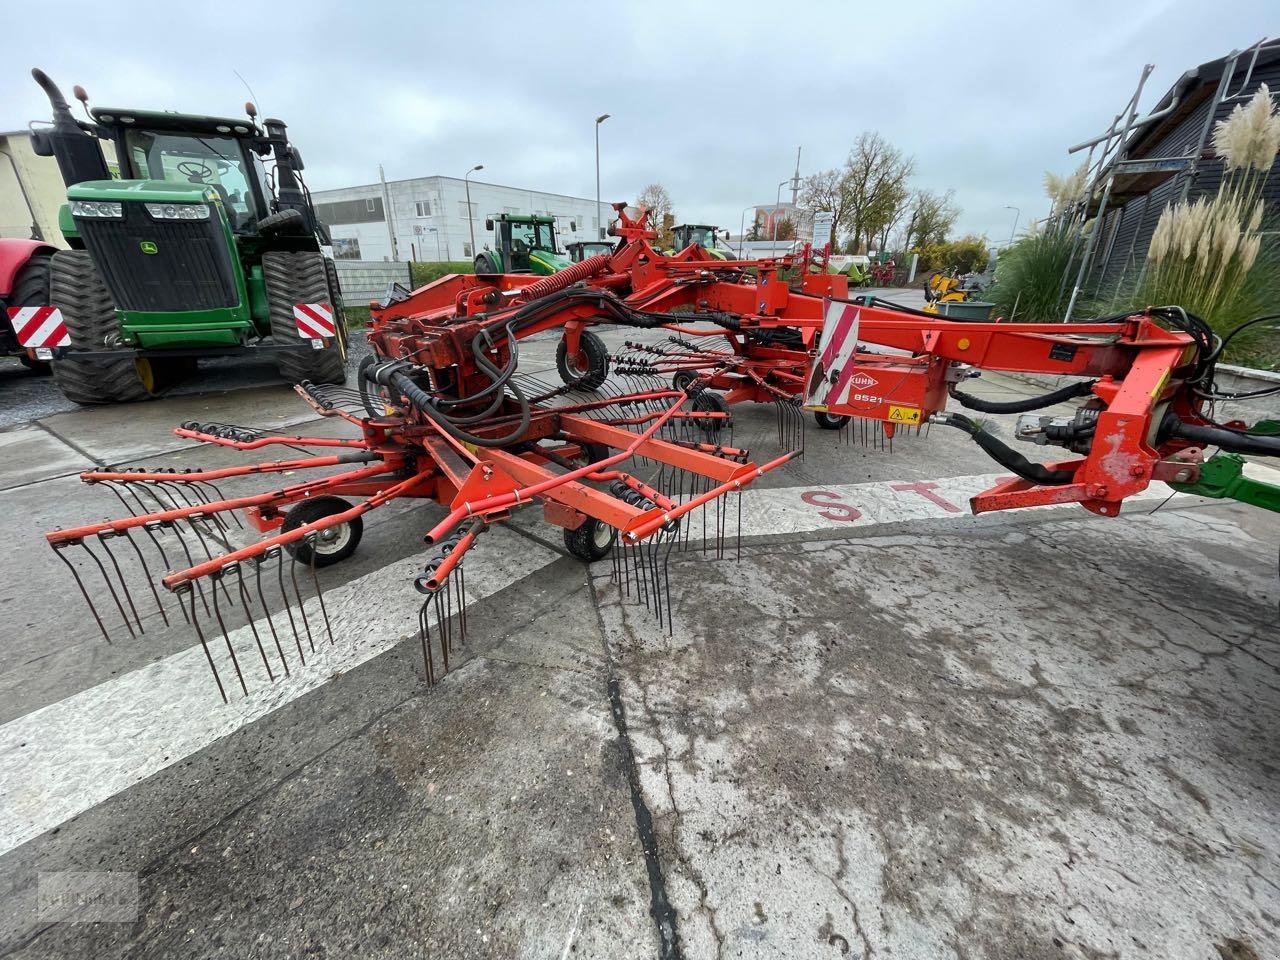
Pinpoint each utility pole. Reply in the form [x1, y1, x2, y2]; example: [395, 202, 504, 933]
[595, 114, 611, 240]
[464, 164, 484, 261]
[791, 146, 802, 204]
[771, 179, 789, 257]
[379, 164, 399, 261]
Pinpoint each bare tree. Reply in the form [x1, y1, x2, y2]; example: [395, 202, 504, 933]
[636, 183, 676, 247]
[799, 132, 914, 252]
[902, 188, 960, 252]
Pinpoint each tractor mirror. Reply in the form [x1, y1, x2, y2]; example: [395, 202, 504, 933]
[73, 85, 89, 105]
[245, 101, 258, 119]
[485, 218, 494, 230]
[290, 148, 305, 171]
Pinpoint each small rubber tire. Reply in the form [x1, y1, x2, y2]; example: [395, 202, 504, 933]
[556, 329, 610, 389]
[691, 389, 730, 435]
[672, 369, 696, 392]
[282, 496, 363, 568]
[814, 410, 850, 430]
[563, 515, 617, 562]
[474, 255, 491, 274]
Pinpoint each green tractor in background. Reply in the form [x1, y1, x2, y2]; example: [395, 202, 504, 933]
[474, 213, 573, 275]
[21, 69, 347, 404]
[564, 239, 616, 263]
[668, 224, 733, 260]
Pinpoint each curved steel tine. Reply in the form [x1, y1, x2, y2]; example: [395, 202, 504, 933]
[167, 520, 212, 618]
[274, 548, 307, 664]
[52, 543, 111, 642]
[81, 536, 138, 639]
[307, 538, 334, 645]
[418, 600, 435, 685]
[210, 571, 248, 697]
[203, 481, 243, 529]
[253, 556, 290, 677]
[184, 584, 227, 704]
[288, 554, 317, 653]
[231, 564, 274, 683]
[97, 532, 146, 634]
[185, 483, 230, 534]
[457, 565, 467, 646]
[120, 528, 169, 627]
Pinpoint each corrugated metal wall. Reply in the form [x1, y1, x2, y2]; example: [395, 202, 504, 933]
[332, 260, 412, 307]
[1090, 56, 1280, 296]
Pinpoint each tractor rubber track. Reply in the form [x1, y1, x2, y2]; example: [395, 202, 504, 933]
[266, 251, 348, 386]
[49, 250, 151, 404]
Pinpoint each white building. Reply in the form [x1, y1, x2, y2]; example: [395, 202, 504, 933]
[312, 176, 608, 263]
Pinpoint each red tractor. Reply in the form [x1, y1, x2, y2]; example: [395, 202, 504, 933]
[0, 238, 58, 374]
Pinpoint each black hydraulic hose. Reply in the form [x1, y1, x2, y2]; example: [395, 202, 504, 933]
[1165, 418, 1280, 458]
[950, 379, 1097, 414]
[934, 412, 1076, 485]
[389, 370, 530, 447]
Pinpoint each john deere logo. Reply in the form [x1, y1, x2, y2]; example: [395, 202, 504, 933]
[139, 241, 158, 255]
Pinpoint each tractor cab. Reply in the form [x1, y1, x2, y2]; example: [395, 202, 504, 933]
[476, 213, 571, 275]
[670, 224, 732, 260]
[565, 240, 615, 263]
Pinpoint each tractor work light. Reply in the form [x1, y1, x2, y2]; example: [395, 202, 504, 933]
[69, 200, 123, 218]
[144, 202, 211, 221]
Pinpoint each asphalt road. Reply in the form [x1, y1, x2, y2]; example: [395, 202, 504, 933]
[0, 296, 1277, 959]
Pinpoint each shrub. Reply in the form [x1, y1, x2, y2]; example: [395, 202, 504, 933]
[986, 226, 1081, 321]
[915, 234, 989, 273]
[409, 261, 474, 287]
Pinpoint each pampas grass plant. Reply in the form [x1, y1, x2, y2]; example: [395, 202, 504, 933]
[1115, 84, 1280, 367]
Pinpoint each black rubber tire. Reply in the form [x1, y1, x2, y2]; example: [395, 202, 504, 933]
[266, 250, 348, 386]
[580, 442, 610, 465]
[8, 250, 54, 373]
[672, 369, 696, 392]
[563, 515, 617, 562]
[282, 496, 363, 568]
[48, 250, 154, 404]
[691, 389, 730, 435]
[556, 329, 610, 389]
[473, 255, 492, 274]
[815, 410, 850, 430]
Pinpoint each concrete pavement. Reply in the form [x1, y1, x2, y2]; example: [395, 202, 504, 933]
[0, 312, 1276, 959]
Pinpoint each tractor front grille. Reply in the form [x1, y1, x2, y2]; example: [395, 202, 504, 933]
[77, 203, 239, 312]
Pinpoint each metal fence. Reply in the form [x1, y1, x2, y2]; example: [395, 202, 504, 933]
[332, 260, 412, 307]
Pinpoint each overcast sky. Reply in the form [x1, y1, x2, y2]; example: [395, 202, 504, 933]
[4, 1, 1273, 245]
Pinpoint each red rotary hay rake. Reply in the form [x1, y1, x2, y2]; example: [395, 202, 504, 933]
[45, 204, 1280, 699]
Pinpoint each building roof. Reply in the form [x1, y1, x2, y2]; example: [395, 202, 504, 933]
[312, 174, 598, 206]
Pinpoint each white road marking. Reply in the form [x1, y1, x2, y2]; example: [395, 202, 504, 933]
[0, 526, 558, 857]
[5, 463, 1274, 857]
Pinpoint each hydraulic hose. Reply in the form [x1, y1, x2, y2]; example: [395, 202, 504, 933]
[950, 379, 1097, 414]
[1164, 417, 1280, 458]
[389, 370, 531, 447]
[933, 412, 1076, 485]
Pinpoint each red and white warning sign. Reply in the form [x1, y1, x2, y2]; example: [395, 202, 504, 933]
[7, 306, 68, 348]
[803, 299, 861, 409]
[293, 302, 336, 338]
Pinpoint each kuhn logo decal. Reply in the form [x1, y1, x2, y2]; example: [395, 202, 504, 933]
[847, 372, 878, 390]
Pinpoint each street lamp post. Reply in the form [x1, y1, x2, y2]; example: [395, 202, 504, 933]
[464, 164, 484, 261]
[1004, 205, 1020, 246]
[737, 203, 759, 258]
[771, 179, 789, 257]
[595, 114, 610, 240]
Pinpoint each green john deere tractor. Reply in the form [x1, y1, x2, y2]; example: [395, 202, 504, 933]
[564, 239, 616, 263]
[474, 213, 572, 275]
[669, 224, 733, 260]
[26, 68, 347, 404]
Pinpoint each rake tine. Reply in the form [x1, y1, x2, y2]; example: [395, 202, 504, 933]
[120, 528, 170, 627]
[274, 548, 307, 663]
[253, 556, 290, 677]
[203, 481, 243, 529]
[210, 572, 249, 698]
[96, 532, 147, 635]
[306, 537, 334, 645]
[81, 536, 138, 639]
[231, 564, 275, 683]
[183, 583, 227, 704]
[52, 542, 111, 643]
[418, 599, 435, 685]
[168, 520, 212, 618]
[101, 482, 142, 518]
[185, 483, 229, 534]
[289, 553, 317, 654]
[456, 565, 468, 646]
